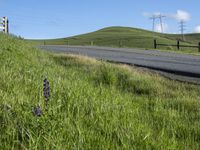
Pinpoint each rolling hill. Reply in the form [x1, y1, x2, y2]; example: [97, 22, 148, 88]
[31, 26, 200, 52]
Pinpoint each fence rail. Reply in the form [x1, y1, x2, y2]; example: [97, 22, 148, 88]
[154, 39, 200, 52]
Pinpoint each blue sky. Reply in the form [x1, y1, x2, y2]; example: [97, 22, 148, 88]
[0, 0, 199, 39]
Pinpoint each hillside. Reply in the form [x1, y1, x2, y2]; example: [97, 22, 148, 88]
[32, 26, 200, 53]
[1, 33, 200, 149]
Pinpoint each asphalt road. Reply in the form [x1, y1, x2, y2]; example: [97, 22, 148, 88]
[40, 45, 200, 84]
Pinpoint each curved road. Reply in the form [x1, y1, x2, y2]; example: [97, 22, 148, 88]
[40, 45, 200, 84]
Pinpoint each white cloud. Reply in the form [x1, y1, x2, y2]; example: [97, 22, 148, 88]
[173, 10, 191, 21]
[155, 23, 168, 33]
[195, 26, 200, 33]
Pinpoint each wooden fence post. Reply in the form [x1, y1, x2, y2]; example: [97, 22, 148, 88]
[199, 42, 200, 52]
[177, 40, 180, 50]
[154, 39, 157, 49]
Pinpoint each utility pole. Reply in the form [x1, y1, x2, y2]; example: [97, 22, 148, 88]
[0, 17, 9, 34]
[179, 20, 186, 41]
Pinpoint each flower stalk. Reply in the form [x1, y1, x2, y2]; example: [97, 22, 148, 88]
[43, 78, 51, 111]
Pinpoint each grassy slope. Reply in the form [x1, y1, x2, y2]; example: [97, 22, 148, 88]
[31, 26, 200, 53]
[1, 33, 200, 149]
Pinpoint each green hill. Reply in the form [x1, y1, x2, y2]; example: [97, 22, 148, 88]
[32, 26, 200, 53]
[1, 33, 200, 149]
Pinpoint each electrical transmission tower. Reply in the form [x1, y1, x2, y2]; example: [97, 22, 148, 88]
[150, 14, 166, 33]
[158, 14, 166, 33]
[179, 20, 186, 41]
[150, 15, 156, 32]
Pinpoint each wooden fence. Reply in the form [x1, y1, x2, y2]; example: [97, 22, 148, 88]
[154, 39, 200, 52]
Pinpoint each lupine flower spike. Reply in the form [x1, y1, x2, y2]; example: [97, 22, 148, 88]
[43, 78, 51, 111]
[34, 106, 42, 117]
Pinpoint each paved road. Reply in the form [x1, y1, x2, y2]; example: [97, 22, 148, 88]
[40, 45, 200, 84]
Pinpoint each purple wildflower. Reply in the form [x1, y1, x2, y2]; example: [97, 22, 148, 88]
[43, 78, 51, 111]
[44, 78, 51, 99]
[34, 106, 42, 117]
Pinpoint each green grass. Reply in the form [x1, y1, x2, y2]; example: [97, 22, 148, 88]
[1, 33, 200, 149]
[30, 26, 200, 54]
